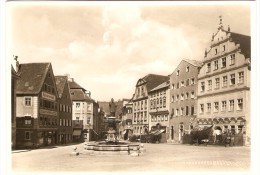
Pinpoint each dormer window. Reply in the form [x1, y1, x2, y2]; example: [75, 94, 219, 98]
[186, 66, 189, 72]
[176, 70, 180, 76]
[207, 63, 211, 73]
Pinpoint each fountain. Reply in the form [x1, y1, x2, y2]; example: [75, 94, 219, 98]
[84, 98, 141, 155]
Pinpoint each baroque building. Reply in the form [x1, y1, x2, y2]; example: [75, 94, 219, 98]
[148, 80, 170, 143]
[197, 18, 251, 145]
[169, 59, 202, 142]
[16, 63, 59, 148]
[132, 74, 169, 136]
[69, 78, 94, 142]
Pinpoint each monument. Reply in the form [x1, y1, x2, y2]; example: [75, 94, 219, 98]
[83, 98, 142, 155]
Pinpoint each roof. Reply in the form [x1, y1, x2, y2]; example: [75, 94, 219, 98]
[55, 76, 67, 98]
[141, 74, 169, 92]
[70, 89, 94, 102]
[150, 81, 169, 92]
[229, 32, 251, 59]
[16, 63, 50, 94]
[68, 79, 86, 91]
[183, 59, 203, 67]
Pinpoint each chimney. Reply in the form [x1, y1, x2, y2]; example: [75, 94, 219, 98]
[228, 25, 230, 32]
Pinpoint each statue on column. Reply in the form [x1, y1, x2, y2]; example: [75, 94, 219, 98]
[109, 98, 117, 116]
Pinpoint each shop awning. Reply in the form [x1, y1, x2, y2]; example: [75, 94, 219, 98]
[73, 130, 82, 136]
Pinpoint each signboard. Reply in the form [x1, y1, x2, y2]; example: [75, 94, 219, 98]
[42, 92, 56, 101]
[40, 109, 57, 116]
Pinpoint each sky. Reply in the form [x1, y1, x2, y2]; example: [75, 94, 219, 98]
[6, 1, 251, 102]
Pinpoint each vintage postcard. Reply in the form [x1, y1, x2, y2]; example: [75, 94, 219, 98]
[1, 0, 259, 175]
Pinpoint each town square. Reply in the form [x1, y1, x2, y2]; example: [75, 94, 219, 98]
[1, 1, 259, 175]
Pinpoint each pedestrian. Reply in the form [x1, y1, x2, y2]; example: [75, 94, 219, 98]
[230, 132, 235, 147]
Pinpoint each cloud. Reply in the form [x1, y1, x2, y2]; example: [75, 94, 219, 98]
[8, 4, 250, 101]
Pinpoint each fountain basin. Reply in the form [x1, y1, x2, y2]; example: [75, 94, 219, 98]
[85, 141, 140, 155]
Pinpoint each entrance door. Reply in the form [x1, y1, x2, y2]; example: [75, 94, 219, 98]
[171, 126, 174, 140]
[179, 124, 184, 141]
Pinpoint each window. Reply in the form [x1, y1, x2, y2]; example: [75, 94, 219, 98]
[215, 48, 218, 55]
[25, 131, 31, 140]
[150, 101, 153, 110]
[201, 82, 205, 92]
[157, 115, 160, 122]
[60, 119, 62, 126]
[161, 115, 164, 121]
[163, 97, 166, 107]
[207, 63, 211, 73]
[222, 57, 226, 68]
[230, 54, 235, 65]
[181, 81, 184, 87]
[237, 99, 243, 110]
[177, 70, 180, 76]
[165, 115, 168, 121]
[230, 74, 235, 85]
[207, 103, 211, 113]
[186, 79, 189, 86]
[186, 66, 190, 72]
[238, 72, 244, 84]
[177, 95, 179, 101]
[176, 82, 179, 89]
[171, 108, 174, 116]
[180, 108, 184, 116]
[214, 102, 219, 112]
[181, 93, 184, 101]
[25, 97, 32, 106]
[87, 117, 91, 124]
[25, 119, 31, 125]
[223, 76, 228, 87]
[222, 101, 226, 111]
[208, 80, 212, 91]
[186, 106, 189, 115]
[171, 96, 174, 102]
[214, 60, 218, 70]
[76, 103, 80, 108]
[160, 98, 162, 108]
[176, 109, 179, 116]
[191, 78, 195, 85]
[171, 84, 174, 89]
[76, 117, 80, 124]
[200, 104, 204, 113]
[191, 106, 194, 115]
[229, 100, 234, 111]
[186, 92, 189, 99]
[215, 78, 220, 89]
[231, 125, 235, 134]
[191, 91, 195, 99]
[223, 45, 226, 52]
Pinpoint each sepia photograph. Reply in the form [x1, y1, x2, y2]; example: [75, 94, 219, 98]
[1, 0, 259, 174]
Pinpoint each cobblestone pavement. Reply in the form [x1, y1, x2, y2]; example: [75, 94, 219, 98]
[12, 143, 250, 172]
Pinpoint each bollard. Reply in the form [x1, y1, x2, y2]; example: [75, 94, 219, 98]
[70, 146, 79, 156]
[139, 144, 146, 155]
[130, 147, 139, 157]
